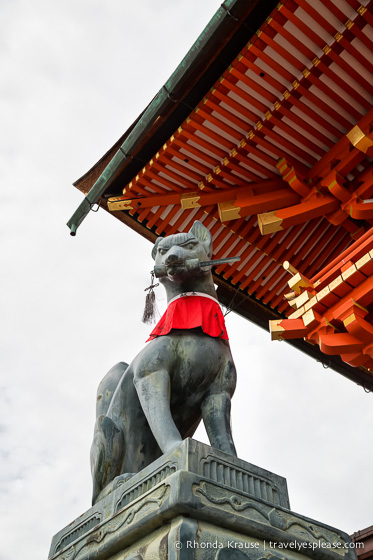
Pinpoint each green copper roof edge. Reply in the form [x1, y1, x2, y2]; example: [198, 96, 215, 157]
[67, 0, 254, 235]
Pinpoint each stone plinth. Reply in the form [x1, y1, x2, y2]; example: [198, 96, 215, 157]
[49, 439, 355, 560]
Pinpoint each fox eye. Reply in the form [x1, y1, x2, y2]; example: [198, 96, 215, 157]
[184, 242, 197, 250]
[158, 247, 167, 255]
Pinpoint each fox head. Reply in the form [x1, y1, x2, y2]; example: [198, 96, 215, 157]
[152, 221, 213, 283]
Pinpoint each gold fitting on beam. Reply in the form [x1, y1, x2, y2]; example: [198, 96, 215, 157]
[277, 2, 283, 9]
[237, 53, 243, 61]
[107, 198, 134, 212]
[356, 252, 372, 271]
[347, 125, 373, 154]
[215, 166, 221, 175]
[247, 42, 253, 50]
[288, 272, 312, 295]
[223, 157, 230, 166]
[328, 275, 343, 293]
[334, 32, 343, 42]
[323, 44, 331, 55]
[247, 131, 254, 140]
[269, 320, 284, 341]
[345, 19, 354, 29]
[312, 57, 320, 67]
[302, 68, 310, 78]
[218, 201, 241, 222]
[265, 111, 272, 120]
[258, 211, 283, 235]
[342, 264, 357, 282]
[343, 313, 357, 328]
[294, 290, 312, 310]
[277, 161, 288, 174]
[274, 100, 281, 110]
[283, 90, 291, 99]
[256, 121, 263, 130]
[180, 192, 201, 210]
[292, 80, 300, 89]
[288, 305, 306, 320]
[358, 5, 367, 15]
[316, 286, 330, 303]
[231, 148, 238, 157]
[241, 138, 248, 146]
[207, 174, 213, 182]
[266, 16, 272, 24]
[303, 309, 318, 328]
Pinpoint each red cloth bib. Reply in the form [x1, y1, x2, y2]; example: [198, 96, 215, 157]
[147, 293, 228, 341]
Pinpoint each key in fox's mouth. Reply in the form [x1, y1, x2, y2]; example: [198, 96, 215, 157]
[166, 263, 189, 277]
[166, 261, 185, 269]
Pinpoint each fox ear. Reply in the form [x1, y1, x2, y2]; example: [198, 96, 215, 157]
[189, 221, 212, 258]
[152, 237, 164, 260]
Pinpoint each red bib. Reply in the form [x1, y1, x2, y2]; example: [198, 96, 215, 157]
[147, 293, 228, 341]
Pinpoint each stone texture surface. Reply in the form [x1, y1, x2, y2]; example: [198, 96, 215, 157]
[49, 439, 354, 560]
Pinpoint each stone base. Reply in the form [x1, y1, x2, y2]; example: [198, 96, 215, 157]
[49, 439, 354, 560]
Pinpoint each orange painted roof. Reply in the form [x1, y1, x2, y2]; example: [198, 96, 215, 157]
[73, 0, 373, 388]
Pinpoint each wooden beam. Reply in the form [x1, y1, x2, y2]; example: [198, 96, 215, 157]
[219, 188, 300, 222]
[108, 192, 181, 211]
[269, 318, 308, 340]
[276, 157, 310, 197]
[319, 333, 363, 355]
[347, 125, 373, 156]
[258, 195, 339, 234]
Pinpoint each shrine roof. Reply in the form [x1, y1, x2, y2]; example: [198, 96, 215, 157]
[69, 0, 373, 390]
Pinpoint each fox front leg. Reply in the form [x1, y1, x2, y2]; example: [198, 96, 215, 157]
[134, 368, 183, 454]
[201, 391, 237, 457]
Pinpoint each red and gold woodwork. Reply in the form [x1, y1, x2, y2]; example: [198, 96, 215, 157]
[270, 229, 373, 373]
[74, 0, 373, 384]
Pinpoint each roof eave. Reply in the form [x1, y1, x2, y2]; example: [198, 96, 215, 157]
[67, 0, 279, 235]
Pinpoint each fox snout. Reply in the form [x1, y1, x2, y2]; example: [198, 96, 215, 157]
[164, 252, 186, 265]
[164, 247, 187, 265]
[155, 245, 202, 281]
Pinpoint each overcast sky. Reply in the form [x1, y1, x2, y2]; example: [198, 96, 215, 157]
[1, 1, 373, 559]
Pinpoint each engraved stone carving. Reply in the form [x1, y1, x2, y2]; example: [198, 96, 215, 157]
[194, 481, 349, 555]
[54, 515, 101, 554]
[49, 441, 354, 560]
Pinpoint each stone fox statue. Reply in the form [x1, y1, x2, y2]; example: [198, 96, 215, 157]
[90, 221, 237, 504]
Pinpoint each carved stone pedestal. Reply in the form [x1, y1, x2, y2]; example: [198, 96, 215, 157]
[49, 439, 354, 560]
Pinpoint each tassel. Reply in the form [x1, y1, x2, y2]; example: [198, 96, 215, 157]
[142, 272, 159, 324]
